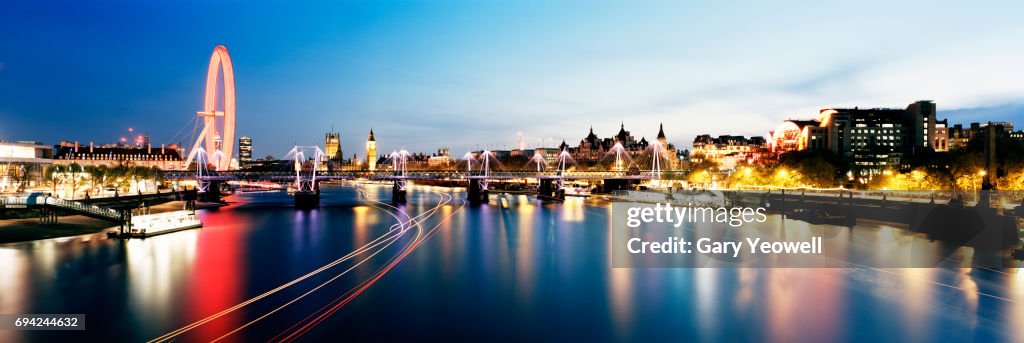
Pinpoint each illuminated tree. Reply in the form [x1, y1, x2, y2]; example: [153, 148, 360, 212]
[66, 163, 84, 199]
[84, 165, 107, 195]
[871, 168, 944, 190]
[950, 153, 984, 191]
[997, 162, 1024, 191]
[687, 169, 714, 187]
[777, 150, 846, 188]
[688, 153, 719, 172]
[44, 164, 66, 197]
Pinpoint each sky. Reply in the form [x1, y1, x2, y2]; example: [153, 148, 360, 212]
[2, 0, 1024, 158]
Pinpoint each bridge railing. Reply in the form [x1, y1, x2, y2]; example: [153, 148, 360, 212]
[2, 195, 121, 220]
[1, 196, 28, 206]
[44, 197, 122, 220]
[159, 169, 658, 181]
[732, 187, 971, 203]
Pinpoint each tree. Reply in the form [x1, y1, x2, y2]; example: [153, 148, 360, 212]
[949, 153, 984, 191]
[777, 150, 848, 188]
[151, 166, 163, 189]
[107, 163, 129, 192]
[84, 165, 107, 195]
[997, 161, 1024, 191]
[44, 164, 66, 197]
[130, 166, 155, 193]
[687, 169, 714, 187]
[9, 165, 28, 192]
[949, 132, 1024, 190]
[66, 163, 83, 199]
[687, 153, 720, 173]
[870, 168, 944, 190]
[3, 164, 28, 193]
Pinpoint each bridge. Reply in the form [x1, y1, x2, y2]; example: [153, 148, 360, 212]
[161, 167, 658, 206]
[160, 170, 656, 181]
[2, 194, 124, 223]
[173, 116, 670, 206]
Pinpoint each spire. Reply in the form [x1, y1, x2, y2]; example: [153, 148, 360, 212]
[586, 125, 598, 141]
[657, 123, 666, 139]
[367, 129, 375, 141]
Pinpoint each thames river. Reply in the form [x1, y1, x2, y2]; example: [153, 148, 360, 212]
[1, 184, 1022, 342]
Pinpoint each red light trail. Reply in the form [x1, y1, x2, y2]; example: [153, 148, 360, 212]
[148, 186, 461, 342]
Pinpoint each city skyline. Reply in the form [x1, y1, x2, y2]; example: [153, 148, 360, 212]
[3, 1, 1024, 155]
[2, 3, 1023, 342]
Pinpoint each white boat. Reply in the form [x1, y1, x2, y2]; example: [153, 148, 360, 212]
[124, 210, 202, 238]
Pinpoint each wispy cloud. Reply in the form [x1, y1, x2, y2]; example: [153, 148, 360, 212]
[4, 1, 1024, 153]
[939, 103, 1024, 124]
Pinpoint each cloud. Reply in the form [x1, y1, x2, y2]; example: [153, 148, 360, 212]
[939, 103, 1024, 124]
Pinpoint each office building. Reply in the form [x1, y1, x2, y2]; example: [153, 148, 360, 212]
[239, 136, 253, 162]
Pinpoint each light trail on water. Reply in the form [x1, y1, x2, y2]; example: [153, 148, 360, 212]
[209, 190, 456, 342]
[148, 185, 452, 342]
[274, 193, 466, 342]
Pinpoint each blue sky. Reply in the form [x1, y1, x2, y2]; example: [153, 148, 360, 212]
[2, 0, 1024, 157]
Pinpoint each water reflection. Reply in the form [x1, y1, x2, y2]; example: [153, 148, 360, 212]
[0, 185, 1020, 342]
[1013, 269, 1024, 339]
[608, 267, 634, 340]
[125, 230, 198, 326]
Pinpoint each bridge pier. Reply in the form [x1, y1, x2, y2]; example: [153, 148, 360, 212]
[294, 191, 319, 208]
[393, 179, 408, 204]
[467, 179, 489, 204]
[38, 207, 58, 225]
[602, 178, 635, 193]
[537, 179, 564, 201]
[295, 181, 320, 209]
[199, 181, 223, 202]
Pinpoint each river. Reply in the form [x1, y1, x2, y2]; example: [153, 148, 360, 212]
[1, 184, 1022, 342]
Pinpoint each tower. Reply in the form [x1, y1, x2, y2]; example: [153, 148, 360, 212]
[366, 129, 377, 171]
[325, 130, 341, 161]
[657, 123, 667, 147]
